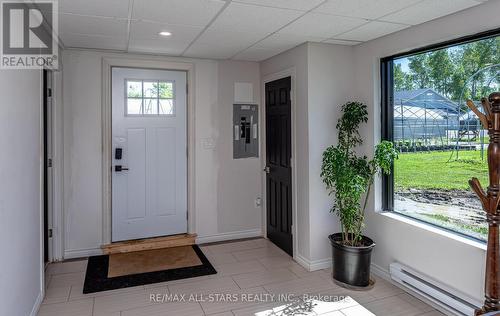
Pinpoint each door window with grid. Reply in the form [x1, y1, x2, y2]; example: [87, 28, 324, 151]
[126, 80, 175, 116]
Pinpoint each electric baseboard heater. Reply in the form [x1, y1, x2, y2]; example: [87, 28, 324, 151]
[389, 262, 481, 316]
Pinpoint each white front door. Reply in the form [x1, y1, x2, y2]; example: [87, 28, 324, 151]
[111, 67, 187, 242]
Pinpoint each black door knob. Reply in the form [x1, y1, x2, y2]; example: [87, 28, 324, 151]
[115, 165, 129, 172]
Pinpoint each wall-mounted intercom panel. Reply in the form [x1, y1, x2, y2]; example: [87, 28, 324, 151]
[233, 104, 258, 159]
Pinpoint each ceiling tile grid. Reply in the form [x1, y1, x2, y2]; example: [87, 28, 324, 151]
[208, 2, 304, 33]
[59, 0, 131, 18]
[256, 33, 328, 51]
[130, 21, 202, 42]
[380, 0, 483, 25]
[183, 42, 245, 59]
[313, 0, 423, 20]
[132, 0, 227, 27]
[322, 39, 362, 46]
[61, 33, 128, 51]
[278, 12, 367, 38]
[128, 38, 191, 55]
[232, 0, 325, 11]
[233, 47, 284, 61]
[335, 20, 410, 42]
[57, 0, 488, 61]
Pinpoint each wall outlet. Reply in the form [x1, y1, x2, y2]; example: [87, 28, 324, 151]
[255, 197, 262, 208]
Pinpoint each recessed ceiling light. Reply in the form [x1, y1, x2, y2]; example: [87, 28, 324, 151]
[158, 31, 172, 37]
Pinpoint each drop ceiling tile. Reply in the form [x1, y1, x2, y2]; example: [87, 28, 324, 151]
[313, 0, 422, 20]
[209, 2, 303, 34]
[130, 21, 202, 42]
[61, 33, 127, 50]
[335, 20, 409, 41]
[380, 0, 481, 25]
[59, 14, 127, 37]
[132, 0, 226, 27]
[322, 39, 362, 45]
[232, 0, 324, 11]
[196, 28, 264, 48]
[59, 0, 130, 18]
[233, 47, 282, 61]
[255, 33, 326, 51]
[128, 21, 201, 55]
[184, 43, 243, 60]
[128, 38, 190, 55]
[278, 12, 366, 38]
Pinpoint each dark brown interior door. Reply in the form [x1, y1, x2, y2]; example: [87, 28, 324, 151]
[265, 77, 293, 256]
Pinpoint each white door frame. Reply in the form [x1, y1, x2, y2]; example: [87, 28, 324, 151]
[37, 69, 46, 314]
[102, 57, 196, 244]
[43, 68, 64, 262]
[44, 70, 54, 262]
[261, 67, 298, 260]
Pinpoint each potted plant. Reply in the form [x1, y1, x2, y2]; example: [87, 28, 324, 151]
[320, 101, 397, 289]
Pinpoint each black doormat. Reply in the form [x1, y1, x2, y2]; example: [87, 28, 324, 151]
[83, 245, 217, 294]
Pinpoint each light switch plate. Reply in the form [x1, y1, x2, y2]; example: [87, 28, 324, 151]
[202, 138, 215, 149]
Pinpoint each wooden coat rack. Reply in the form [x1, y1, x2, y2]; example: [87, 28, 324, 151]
[467, 92, 500, 315]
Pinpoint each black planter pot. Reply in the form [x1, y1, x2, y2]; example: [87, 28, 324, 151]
[328, 233, 375, 288]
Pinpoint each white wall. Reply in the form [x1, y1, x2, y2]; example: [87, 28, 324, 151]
[261, 43, 356, 267]
[217, 61, 262, 233]
[61, 50, 262, 258]
[261, 43, 311, 261]
[63, 51, 104, 256]
[0, 70, 43, 315]
[352, 0, 500, 301]
[307, 43, 355, 263]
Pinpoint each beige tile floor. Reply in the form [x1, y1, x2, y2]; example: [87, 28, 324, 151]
[39, 238, 444, 316]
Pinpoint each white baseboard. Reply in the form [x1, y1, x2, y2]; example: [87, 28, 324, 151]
[294, 254, 332, 271]
[196, 229, 262, 244]
[370, 262, 391, 281]
[64, 247, 102, 259]
[30, 291, 43, 316]
[294, 254, 310, 270]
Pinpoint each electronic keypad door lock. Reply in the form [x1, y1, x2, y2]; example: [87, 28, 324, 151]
[115, 148, 123, 160]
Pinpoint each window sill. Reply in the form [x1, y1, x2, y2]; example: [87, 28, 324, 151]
[377, 211, 487, 251]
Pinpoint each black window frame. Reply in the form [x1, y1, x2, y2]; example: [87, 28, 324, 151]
[380, 27, 500, 216]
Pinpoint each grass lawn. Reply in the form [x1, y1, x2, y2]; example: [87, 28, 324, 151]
[394, 150, 488, 190]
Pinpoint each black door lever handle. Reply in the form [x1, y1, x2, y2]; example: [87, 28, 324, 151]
[115, 165, 129, 172]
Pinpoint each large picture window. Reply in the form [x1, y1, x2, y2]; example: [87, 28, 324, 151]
[381, 30, 500, 241]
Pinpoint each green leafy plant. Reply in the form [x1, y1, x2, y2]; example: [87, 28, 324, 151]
[321, 102, 398, 246]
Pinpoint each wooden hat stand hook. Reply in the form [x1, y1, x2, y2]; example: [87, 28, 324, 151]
[467, 92, 500, 316]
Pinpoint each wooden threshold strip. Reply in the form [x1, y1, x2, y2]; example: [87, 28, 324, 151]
[101, 234, 197, 255]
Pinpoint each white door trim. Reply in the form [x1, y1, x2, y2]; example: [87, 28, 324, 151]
[36, 69, 45, 316]
[41, 68, 64, 263]
[102, 57, 196, 245]
[261, 67, 298, 260]
[51, 70, 64, 261]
